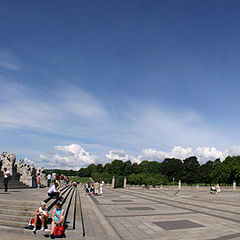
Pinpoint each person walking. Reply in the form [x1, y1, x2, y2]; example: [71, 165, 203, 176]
[47, 173, 52, 187]
[3, 168, 10, 192]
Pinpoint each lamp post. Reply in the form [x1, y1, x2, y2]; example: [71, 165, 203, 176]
[172, 178, 175, 190]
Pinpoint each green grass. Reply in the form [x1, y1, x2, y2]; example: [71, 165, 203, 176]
[69, 177, 90, 183]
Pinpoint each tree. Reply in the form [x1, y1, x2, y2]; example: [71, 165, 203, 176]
[124, 160, 132, 176]
[104, 163, 112, 174]
[111, 160, 125, 176]
[86, 163, 96, 175]
[160, 158, 183, 181]
[131, 163, 139, 174]
[138, 160, 160, 174]
[199, 161, 214, 184]
[95, 164, 104, 173]
[182, 156, 200, 184]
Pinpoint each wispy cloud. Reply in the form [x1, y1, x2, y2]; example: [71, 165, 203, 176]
[0, 49, 21, 71]
[0, 80, 108, 136]
[0, 78, 236, 168]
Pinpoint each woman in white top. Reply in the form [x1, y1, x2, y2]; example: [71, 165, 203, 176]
[3, 168, 10, 192]
[33, 202, 49, 233]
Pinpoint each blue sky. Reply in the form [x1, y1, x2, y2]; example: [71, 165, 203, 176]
[1, 0, 240, 168]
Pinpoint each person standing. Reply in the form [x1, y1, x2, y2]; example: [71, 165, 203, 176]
[94, 181, 99, 195]
[36, 174, 41, 189]
[100, 181, 104, 195]
[3, 168, 10, 192]
[60, 175, 64, 186]
[47, 173, 52, 187]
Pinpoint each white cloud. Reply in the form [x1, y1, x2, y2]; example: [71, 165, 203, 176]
[226, 145, 240, 156]
[105, 150, 141, 163]
[37, 144, 240, 169]
[196, 147, 224, 161]
[39, 144, 96, 169]
[141, 146, 193, 161]
[106, 146, 240, 165]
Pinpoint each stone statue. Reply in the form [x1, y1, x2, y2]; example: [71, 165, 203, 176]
[23, 164, 31, 176]
[1, 151, 46, 187]
[1, 152, 16, 175]
[30, 163, 35, 175]
[37, 166, 45, 178]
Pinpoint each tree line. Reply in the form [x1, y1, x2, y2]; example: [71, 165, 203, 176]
[45, 155, 240, 187]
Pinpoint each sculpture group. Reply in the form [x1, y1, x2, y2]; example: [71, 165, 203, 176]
[1, 152, 45, 187]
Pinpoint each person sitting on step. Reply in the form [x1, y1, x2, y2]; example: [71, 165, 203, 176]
[48, 180, 61, 199]
[51, 201, 65, 238]
[33, 202, 49, 233]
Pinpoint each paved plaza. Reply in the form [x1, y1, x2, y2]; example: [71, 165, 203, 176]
[89, 188, 240, 240]
[1, 187, 240, 239]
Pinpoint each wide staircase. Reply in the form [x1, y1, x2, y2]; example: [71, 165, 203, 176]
[0, 185, 82, 237]
[0, 171, 29, 189]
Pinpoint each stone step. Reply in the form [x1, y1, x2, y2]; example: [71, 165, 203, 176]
[0, 208, 34, 217]
[0, 204, 36, 212]
[0, 199, 36, 206]
[0, 212, 30, 222]
[65, 188, 77, 230]
[0, 218, 27, 228]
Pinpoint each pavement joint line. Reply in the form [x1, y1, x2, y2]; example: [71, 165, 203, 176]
[121, 189, 240, 217]
[114, 189, 240, 224]
[86, 191, 122, 240]
[145, 188, 240, 209]
[206, 232, 240, 240]
[106, 212, 195, 218]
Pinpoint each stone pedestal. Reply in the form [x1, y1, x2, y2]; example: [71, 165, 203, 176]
[20, 175, 33, 187]
[41, 178, 47, 187]
[233, 181, 236, 191]
[123, 177, 127, 189]
[112, 176, 115, 189]
[178, 180, 181, 190]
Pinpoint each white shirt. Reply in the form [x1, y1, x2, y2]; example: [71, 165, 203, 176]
[48, 185, 58, 193]
[39, 207, 47, 216]
[4, 170, 10, 178]
[47, 174, 52, 180]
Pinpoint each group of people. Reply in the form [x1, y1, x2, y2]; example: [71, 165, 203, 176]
[33, 200, 64, 239]
[47, 173, 70, 188]
[85, 181, 104, 195]
[32, 180, 64, 238]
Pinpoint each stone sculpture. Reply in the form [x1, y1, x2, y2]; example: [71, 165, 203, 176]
[1, 152, 45, 187]
[1, 152, 16, 175]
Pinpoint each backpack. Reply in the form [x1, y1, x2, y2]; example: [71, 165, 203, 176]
[26, 217, 41, 230]
[53, 225, 65, 238]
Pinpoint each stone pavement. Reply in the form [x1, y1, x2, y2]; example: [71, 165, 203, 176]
[2, 187, 240, 239]
[90, 188, 240, 240]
